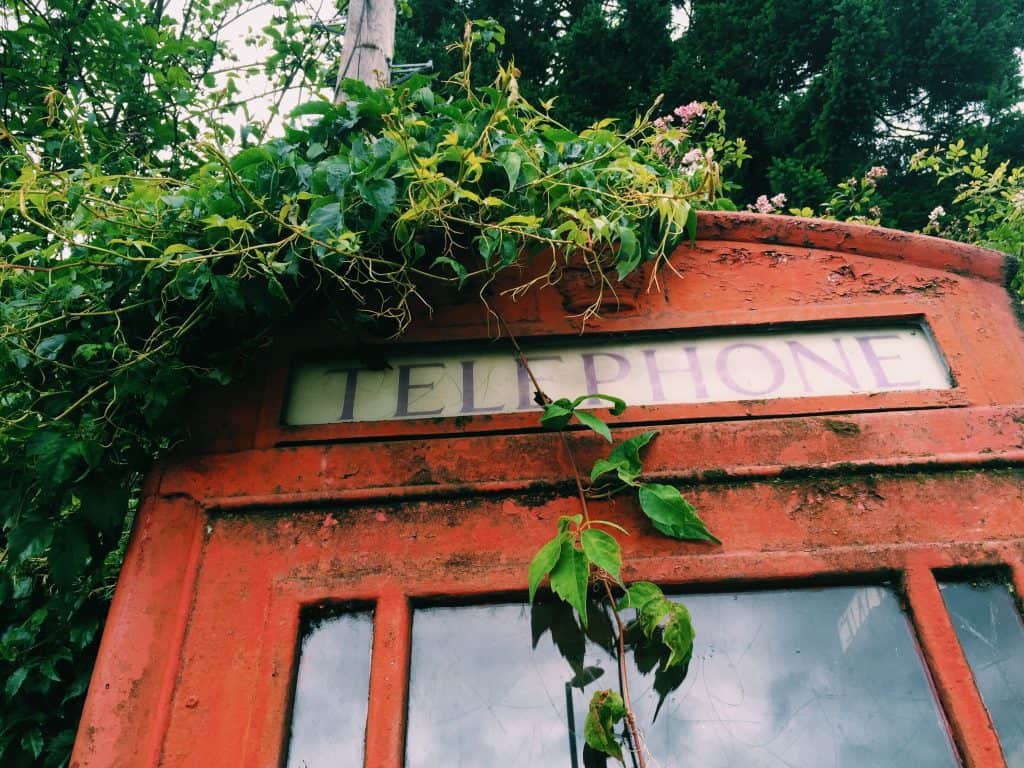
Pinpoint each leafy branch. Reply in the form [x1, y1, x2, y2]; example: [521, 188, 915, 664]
[511, 329, 718, 766]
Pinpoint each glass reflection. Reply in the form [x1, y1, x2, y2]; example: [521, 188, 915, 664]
[285, 607, 373, 768]
[406, 587, 957, 768]
[941, 580, 1024, 766]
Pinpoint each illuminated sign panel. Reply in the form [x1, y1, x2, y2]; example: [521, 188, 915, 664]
[284, 324, 951, 425]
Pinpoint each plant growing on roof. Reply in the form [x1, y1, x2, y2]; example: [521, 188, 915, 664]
[0, 19, 739, 764]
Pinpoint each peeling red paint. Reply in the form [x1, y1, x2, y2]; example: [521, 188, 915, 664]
[73, 214, 1024, 768]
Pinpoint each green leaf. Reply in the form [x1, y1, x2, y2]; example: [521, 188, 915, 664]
[26, 430, 88, 487]
[76, 480, 128, 532]
[663, 603, 695, 668]
[35, 334, 67, 360]
[639, 594, 671, 637]
[528, 533, 567, 602]
[575, 410, 611, 442]
[638, 483, 720, 543]
[411, 86, 434, 109]
[5, 667, 28, 700]
[21, 728, 43, 759]
[581, 529, 622, 583]
[210, 275, 246, 314]
[549, 540, 590, 627]
[357, 178, 397, 225]
[591, 430, 658, 484]
[6, 520, 53, 561]
[430, 256, 469, 288]
[584, 689, 625, 761]
[590, 458, 620, 483]
[289, 100, 335, 119]
[608, 430, 656, 468]
[685, 205, 698, 245]
[540, 398, 575, 430]
[572, 393, 627, 416]
[543, 127, 579, 144]
[497, 148, 522, 191]
[616, 580, 664, 611]
[307, 202, 343, 241]
[230, 146, 273, 173]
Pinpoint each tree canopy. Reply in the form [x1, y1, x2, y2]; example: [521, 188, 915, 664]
[397, 0, 1024, 226]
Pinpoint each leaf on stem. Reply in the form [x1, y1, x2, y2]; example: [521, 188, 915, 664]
[572, 393, 627, 416]
[540, 398, 575, 430]
[639, 593, 671, 637]
[616, 580, 664, 611]
[549, 540, 591, 627]
[581, 529, 622, 583]
[584, 689, 626, 762]
[637, 483, 720, 543]
[663, 603, 695, 668]
[528, 532, 568, 603]
[575, 410, 612, 442]
[590, 429, 658, 484]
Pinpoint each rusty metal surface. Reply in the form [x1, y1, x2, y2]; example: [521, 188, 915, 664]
[72, 213, 1024, 768]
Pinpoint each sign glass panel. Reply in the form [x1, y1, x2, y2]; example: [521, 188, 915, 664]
[286, 323, 951, 426]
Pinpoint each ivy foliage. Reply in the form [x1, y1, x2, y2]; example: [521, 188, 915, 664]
[0, 20, 739, 764]
[529, 402, 711, 762]
[911, 141, 1024, 262]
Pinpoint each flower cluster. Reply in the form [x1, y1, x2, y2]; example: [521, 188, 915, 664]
[748, 193, 787, 214]
[673, 101, 705, 123]
[652, 101, 706, 131]
[651, 102, 714, 176]
[865, 165, 888, 187]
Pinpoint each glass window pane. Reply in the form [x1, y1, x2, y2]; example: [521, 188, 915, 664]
[406, 586, 957, 768]
[941, 580, 1024, 766]
[285, 608, 373, 768]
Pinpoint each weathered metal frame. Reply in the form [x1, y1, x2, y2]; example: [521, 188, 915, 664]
[72, 213, 1024, 768]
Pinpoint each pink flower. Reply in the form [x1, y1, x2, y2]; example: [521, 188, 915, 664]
[652, 115, 674, 131]
[747, 192, 786, 214]
[677, 147, 705, 175]
[866, 165, 888, 180]
[681, 148, 703, 165]
[672, 101, 705, 124]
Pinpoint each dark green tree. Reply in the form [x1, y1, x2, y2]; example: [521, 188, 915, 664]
[671, 0, 1024, 224]
[394, 0, 675, 126]
[0, 1, 342, 762]
[398, 0, 1024, 226]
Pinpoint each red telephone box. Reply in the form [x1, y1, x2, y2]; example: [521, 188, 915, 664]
[72, 213, 1024, 767]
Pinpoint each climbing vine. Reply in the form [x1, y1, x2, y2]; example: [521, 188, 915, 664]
[0, 20, 745, 765]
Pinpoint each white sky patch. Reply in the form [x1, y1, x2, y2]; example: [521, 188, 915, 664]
[166, 0, 338, 143]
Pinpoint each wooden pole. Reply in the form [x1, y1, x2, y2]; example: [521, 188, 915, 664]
[334, 0, 396, 99]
